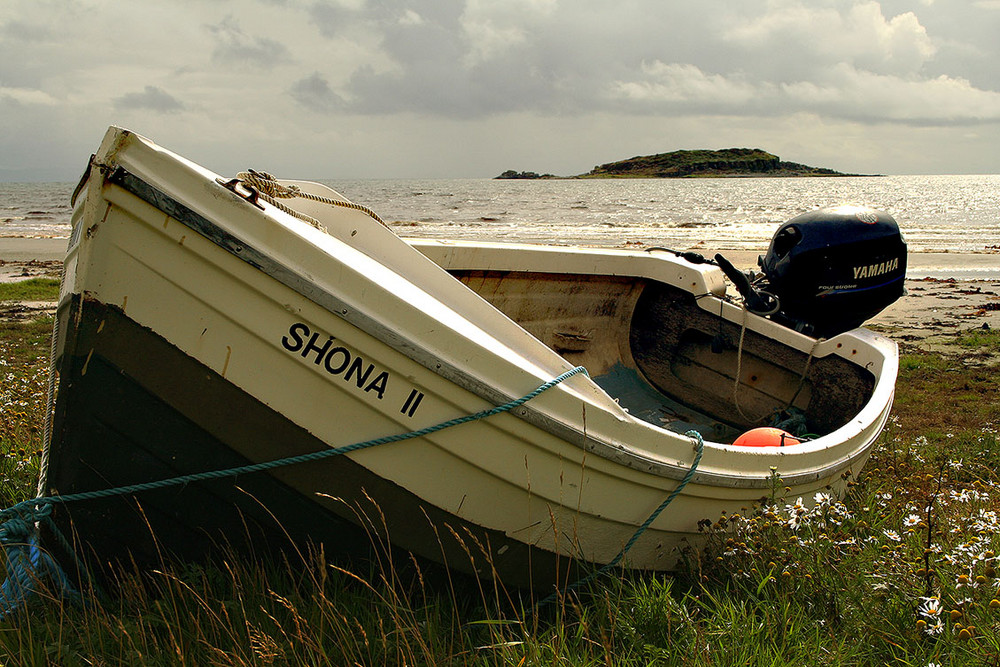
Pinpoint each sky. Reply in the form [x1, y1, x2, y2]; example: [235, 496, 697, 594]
[2, 0, 999, 181]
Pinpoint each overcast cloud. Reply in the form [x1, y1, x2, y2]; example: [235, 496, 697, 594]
[1, 0, 998, 180]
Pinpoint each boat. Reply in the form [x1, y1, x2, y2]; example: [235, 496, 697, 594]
[39, 127, 903, 591]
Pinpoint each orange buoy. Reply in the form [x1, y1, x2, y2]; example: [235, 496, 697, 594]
[732, 427, 800, 447]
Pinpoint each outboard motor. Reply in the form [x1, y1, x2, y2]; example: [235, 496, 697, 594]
[717, 206, 907, 337]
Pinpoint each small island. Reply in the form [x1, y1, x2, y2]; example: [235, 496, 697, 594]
[496, 148, 869, 179]
[495, 170, 557, 180]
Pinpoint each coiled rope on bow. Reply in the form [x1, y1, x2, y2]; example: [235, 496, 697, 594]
[236, 169, 386, 231]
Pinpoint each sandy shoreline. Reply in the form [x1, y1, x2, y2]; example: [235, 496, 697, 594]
[2, 236, 998, 347]
[2, 236, 997, 277]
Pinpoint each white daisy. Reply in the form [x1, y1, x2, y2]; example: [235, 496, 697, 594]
[918, 596, 942, 618]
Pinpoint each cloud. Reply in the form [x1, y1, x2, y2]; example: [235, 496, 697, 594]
[308, 0, 369, 38]
[288, 0, 1000, 130]
[458, 0, 557, 66]
[723, 1, 936, 76]
[612, 62, 760, 111]
[399, 9, 425, 26]
[0, 19, 52, 41]
[114, 85, 185, 112]
[290, 72, 345, 113]
[0, 86, 60, 106]
[206, 16, 293, 67]
[782, 65, 1000, 124]
[609, 58, 1000, 125]
[322, 0, 572, 117]
[2, 0, 1000, 179]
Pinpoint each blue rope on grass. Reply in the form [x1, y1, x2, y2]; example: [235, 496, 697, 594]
[0, 505, 81, 615]
[0, 365, 587, 619]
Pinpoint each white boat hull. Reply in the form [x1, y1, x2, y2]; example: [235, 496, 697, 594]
[42, 128, 897, 589]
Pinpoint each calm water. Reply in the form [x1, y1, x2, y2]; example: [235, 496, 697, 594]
[2, 175, 999, 254]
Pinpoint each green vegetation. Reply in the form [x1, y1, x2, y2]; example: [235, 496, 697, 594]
[580, 148, 856, 179]
[2, 315, 999, 664]
[495, 170, 556, 180]
[0, 277, 61, 303]
[497, 148, 861, 179]
[0, 317, 51, 507]
[957, 326, 1000, 352]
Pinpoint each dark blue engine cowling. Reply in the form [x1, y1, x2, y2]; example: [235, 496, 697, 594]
[758, 206, 907, 337]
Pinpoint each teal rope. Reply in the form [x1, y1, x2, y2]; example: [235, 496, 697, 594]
[0, 365, 587, 617]
[2, 366, 588, 518]
[606, 429, 704, 570]
[535, 429, 704, 609]
[0, 514, 82, 614]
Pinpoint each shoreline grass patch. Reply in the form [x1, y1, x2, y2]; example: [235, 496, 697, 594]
[0, 278, 61, 303]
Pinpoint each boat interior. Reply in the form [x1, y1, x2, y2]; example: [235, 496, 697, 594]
[266, 178, 877, 445]
[445, 268, 876, 443]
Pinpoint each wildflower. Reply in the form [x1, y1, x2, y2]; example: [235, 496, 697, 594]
[883, 530, 901, 542]
[813, 492, 832, 506]
[951, 489, 972, 503]
[785, 497, 805, 515]
[918, 596, 942, 618]
[924, 618, 945, 636]
[904, 514, 922, 527]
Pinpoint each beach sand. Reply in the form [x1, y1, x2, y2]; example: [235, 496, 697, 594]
[0, 237, 68, 263]
[2, 237, 997, 351]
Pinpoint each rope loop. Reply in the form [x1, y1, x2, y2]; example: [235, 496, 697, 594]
[239, 169, 300, 199]
[0, 516, 33, 542]
[235, 170, 387, 230]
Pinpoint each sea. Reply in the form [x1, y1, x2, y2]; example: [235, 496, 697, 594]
[3, 174, 998, 259]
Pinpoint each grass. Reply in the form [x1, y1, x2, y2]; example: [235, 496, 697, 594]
[0, 278, 61, 303]
[0, 317, 50, 507]
[957, 327, 1000, 352]
[2, 316, 1000, 665]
